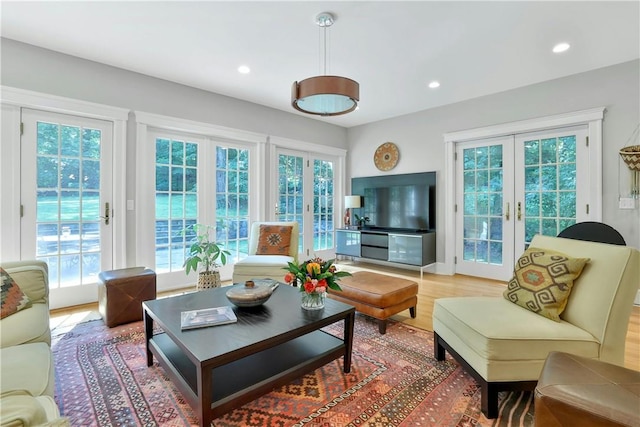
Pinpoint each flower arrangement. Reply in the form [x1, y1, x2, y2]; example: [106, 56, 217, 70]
[284, 257, 351, 308]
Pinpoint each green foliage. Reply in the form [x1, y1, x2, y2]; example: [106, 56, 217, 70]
[353, 214, 370, 227]
[183, 224, 230, 274]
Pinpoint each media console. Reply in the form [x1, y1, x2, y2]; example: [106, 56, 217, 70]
[336, 229, 436, 279]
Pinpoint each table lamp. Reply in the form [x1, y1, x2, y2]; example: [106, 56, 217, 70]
[344, 195, 361, 227]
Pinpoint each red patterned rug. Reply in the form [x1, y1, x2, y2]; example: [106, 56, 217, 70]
[52, 315, 534, 426]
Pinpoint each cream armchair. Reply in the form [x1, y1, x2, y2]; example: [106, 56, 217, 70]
[432, 235, 640, 418]
[232, 221, 299, 284]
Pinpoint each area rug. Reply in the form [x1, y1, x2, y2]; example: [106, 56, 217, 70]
[51, 315, 534, 426]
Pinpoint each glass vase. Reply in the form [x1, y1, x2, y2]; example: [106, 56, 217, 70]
[301, 291, 326, 310]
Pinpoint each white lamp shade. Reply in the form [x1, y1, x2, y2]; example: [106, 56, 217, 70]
[344, 195, 362, 208]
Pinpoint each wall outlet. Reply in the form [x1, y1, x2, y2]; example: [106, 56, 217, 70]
[619, 197, 636, 209]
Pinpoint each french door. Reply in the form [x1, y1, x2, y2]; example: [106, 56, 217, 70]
[20, 109, 113, 305]
[276, 148, 336, 261]
[456, 126, 589, 280]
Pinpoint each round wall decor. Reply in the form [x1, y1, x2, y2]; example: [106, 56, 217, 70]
[374, 142, 399, 171]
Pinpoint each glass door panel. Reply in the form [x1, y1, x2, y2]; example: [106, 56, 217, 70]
[456, 136, 514, 280]
[21, 109, 113, 299]
[312, 159, 334, 253]
[515, 127, 588, 253]
[277, 152, 304, 255]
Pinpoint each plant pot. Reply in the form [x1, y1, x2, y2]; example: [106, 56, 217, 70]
[196, 271, 221, 291]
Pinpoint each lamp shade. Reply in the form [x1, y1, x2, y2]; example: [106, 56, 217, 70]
[344, 195, 362, 209]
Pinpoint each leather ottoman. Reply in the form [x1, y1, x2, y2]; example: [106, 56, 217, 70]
[327, 271, 418, 334]
[535, 351, 640, 426]
[98, 267, 156, 328]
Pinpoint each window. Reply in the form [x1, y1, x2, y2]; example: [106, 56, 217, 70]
[154, 137, 198, 273]
[215, 146, 250, 262]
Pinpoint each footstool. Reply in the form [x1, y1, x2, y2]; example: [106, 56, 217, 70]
[535, 351, 640, 426]
[328, 271, 418, 334]
[98, 267, 156, 328]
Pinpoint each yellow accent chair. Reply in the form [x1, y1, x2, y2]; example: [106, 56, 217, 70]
[433, 234, 640, 418]
[231, 221, 299, 284]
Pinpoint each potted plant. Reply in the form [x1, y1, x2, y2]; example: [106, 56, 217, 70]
[353, 214, 370, 229]
[183, 224, 231, 290]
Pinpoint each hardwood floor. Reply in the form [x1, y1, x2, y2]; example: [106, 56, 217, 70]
[50, 261, 640, 371]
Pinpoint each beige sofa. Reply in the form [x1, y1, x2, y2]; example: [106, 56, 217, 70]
[0, 260, 69, 426]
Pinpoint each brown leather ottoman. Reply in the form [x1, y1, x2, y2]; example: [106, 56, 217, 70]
[98, 267, 156, 328]
[328, 271, 418, 334]
[535, 351, 640, 427]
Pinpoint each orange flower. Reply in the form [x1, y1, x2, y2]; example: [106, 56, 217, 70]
[284, 272, 296, 284]
[306, 262, 321, 275]
[304, 281, 316, 293]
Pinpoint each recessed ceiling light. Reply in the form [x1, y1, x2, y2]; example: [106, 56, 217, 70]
[238, 65, 251, 74]
[428, 81, 440, 89]
[552, 43, 571, 53]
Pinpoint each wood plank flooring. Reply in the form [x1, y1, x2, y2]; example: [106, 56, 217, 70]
[50, 261, 640, 371]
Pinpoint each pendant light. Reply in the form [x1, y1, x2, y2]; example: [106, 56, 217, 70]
[291, 12, 359, 116]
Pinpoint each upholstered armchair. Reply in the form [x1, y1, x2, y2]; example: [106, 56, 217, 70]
[432, 235, 640, 418]
[232, 221, 299, 284]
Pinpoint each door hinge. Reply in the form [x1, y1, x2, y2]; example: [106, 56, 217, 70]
[20, 205, 24, 217]
[586, 136, 589, 147]
[307, 204, 309, 212]
[20, 122, 24, 135]
[586, 204, 590, 215]
[454, 256, 457, 264]
[307, 159, 310, 167]
[454, 204, 457, 213]
[306, 248, 309, 256]
[454, 152, 457, 161]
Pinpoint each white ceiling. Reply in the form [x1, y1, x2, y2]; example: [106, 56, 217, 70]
[1, 1, 639, 128]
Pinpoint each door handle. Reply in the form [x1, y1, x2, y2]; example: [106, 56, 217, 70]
[517, 202, 522, 221]
[100, 202, 110, 225]
[505, 202, 510, 221]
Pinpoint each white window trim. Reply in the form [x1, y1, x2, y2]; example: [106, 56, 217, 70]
[0, 86, 128, 267]
[441, 107, 605, 275]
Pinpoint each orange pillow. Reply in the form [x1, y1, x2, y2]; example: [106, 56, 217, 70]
[256, 225, 293, 255]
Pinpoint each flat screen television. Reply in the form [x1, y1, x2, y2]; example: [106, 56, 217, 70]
[352, 172, 436, 232]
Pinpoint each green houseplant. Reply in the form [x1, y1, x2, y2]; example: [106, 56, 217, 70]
[353, 214, 370, 229]
[183, 224, 231, 290]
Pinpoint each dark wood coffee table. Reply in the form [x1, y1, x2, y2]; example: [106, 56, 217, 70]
[143, 284, 355, 427]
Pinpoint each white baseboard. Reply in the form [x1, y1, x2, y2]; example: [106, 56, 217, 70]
[635, 290, 640, 306]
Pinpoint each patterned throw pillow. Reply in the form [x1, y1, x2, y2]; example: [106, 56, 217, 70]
[256, 225, 293, 255]
[1, 268, 32, 319]
[503, 247, 589, 321]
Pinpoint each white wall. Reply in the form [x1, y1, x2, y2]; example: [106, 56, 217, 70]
[1, 38, 348, 149]
[347, 60, 640, 258]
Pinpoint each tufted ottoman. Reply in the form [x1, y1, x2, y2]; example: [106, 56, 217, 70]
[98, 267, 156, 328]
[535, 351, 640, 426]
[328, 271, 418, 334]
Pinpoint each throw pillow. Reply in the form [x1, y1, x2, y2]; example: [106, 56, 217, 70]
[256, 225, 293, 255]
[503, 247, 589, 321]
[1, 268, 32, 319]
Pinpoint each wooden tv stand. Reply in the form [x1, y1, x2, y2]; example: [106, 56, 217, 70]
[336, 229, 436, 279]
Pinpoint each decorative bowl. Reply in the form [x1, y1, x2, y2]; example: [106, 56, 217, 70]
[226, 279, 280, 307]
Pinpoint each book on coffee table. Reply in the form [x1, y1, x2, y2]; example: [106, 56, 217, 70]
[180, 306, 237, 330]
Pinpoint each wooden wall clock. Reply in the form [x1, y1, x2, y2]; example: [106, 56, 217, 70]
[374, 142, 399, 171]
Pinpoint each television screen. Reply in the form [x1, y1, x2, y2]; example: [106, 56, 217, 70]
[363, 185, 430, 231]
[352, 172, 436, 232]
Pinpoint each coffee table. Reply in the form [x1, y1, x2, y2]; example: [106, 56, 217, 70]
[143, 284, 355, 427]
